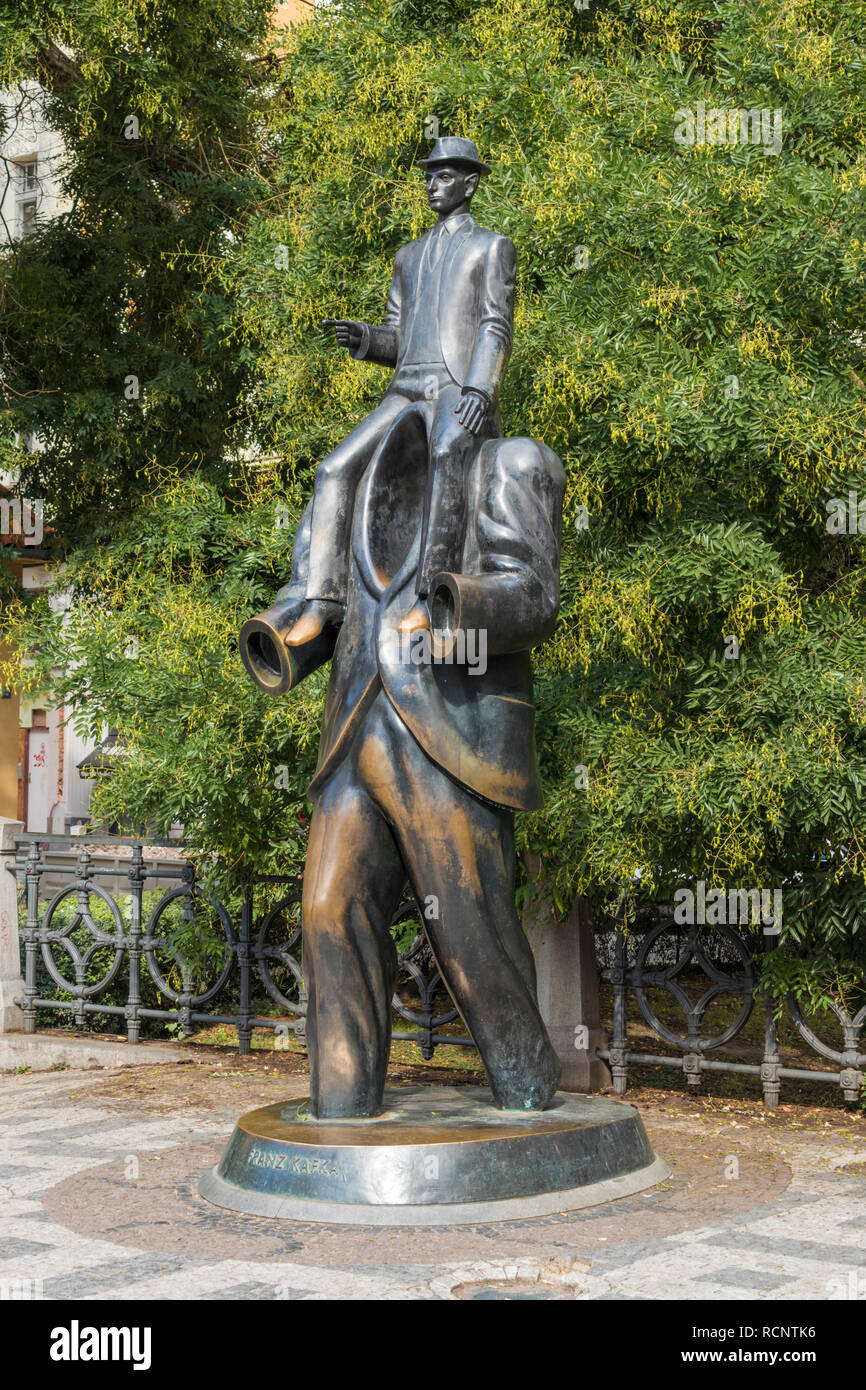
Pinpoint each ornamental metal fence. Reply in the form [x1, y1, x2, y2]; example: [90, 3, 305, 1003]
[597, 913, 865, 1106]
[9, 835, 469, 1060]
[8, 835, 864, 1106]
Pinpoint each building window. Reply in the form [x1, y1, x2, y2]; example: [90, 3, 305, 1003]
[15, 158, 39, 237]
[19, 161, 38, 193]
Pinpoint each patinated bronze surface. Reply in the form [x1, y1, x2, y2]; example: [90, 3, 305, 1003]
[240, 138, 566, 1119]
[200, 1086, 668, 1225]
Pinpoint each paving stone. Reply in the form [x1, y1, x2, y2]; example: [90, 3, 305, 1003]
[698, 1231, 864, 1264]
[45, 1252, 198, 1299]
[0, 1236, 56, 1259]
[207, 1281, 309, 1300]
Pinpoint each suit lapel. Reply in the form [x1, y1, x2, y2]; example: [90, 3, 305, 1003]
[437, 218, 476, 362]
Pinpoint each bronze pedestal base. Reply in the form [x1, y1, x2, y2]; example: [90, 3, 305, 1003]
[199, 1085, 669, 1226]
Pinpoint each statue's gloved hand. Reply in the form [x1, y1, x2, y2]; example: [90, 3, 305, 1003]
[322, 319, 364, 352]
[454, 388, 489, 435]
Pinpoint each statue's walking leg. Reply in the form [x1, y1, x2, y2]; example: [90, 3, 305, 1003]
[303, 692, 560, 1119]
[301, 755, 406, 1119]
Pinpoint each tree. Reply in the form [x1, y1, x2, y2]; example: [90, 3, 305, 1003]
[1, 475, 320, 889]
[0, 0, 275, 546]
[4, 0, 866, 1011]
[221, 0, 866, 1011]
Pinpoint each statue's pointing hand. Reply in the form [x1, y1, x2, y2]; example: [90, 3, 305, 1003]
[322, 319, 364, 352]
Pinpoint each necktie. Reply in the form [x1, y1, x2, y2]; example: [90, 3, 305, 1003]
[426, 226, 446, 273]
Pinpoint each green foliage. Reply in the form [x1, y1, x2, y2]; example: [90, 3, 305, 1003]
[2, 0, 866, 1010]
[223, 0, 866, 1004]
[0, 0, 275, 545]
[2, 476, 321, 888]
[759, 942, 863, 1024]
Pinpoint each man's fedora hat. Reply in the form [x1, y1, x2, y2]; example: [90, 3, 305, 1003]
[418, 136, 491, 175]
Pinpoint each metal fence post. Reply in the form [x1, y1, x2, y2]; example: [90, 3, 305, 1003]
[126, 844, 144, 1044]
[22, 841, 41, 1033]
[608, 921, 629, 1096]
[759, 935, 781, 1107]
[237, 877, 253, 1055]
[0, 819, 25, 1031]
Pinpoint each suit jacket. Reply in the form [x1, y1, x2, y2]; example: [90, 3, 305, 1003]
[282, 402, 564, 812]
[352, 215, 515, 404]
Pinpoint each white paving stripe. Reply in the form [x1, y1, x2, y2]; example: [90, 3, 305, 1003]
[596, 1237, 862, 1299]
[0, 1156, 131, 1198]
[741, 1197, 866, 1247]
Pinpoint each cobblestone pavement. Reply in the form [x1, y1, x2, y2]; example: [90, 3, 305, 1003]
[0, 1059, 864, 1301]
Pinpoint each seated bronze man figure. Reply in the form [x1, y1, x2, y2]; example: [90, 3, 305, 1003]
[285, 136, 515, 648]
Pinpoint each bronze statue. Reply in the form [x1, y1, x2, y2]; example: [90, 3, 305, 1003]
[241, 137, 565, 1119]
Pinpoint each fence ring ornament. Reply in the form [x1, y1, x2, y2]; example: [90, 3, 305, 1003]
[786, 995, 866, 1067]
[39, 882, 126, 998]
[255, 893, 304, 1014]
[632, 921, 756, 1052]
[143, 886, 234, 1007]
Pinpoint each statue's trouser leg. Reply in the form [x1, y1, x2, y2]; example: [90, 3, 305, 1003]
[303, 692, 560, 1116]
[363, 698, 561, 1110]
[305, 393, 410, 603]
[416, 390, 477, 598]
[302, 751, 407, 1119]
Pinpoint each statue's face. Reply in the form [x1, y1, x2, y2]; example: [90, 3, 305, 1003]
[425, 163, 479, 216]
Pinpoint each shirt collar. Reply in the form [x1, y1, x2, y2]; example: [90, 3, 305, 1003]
[437, 211, 472, 235]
